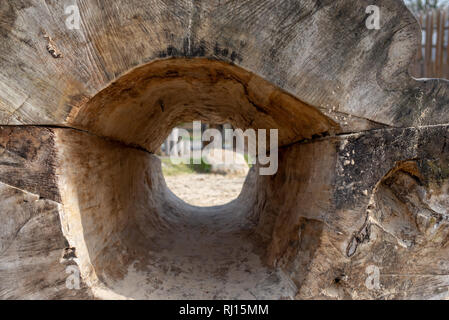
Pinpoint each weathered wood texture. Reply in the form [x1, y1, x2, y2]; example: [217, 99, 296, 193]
[0, 127, 92, 299]
[257, 125, 449, 299]
[0, 0, 448, 300]
[0, 0, 447, 129]
[0, 126, 60, 202]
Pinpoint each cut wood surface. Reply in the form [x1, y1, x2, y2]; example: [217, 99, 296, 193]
[0, 0, 448, 300]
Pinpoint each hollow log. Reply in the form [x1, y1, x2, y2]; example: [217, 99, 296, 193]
[0, 0, 448, 299]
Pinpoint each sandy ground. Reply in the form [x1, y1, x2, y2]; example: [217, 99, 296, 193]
[94, 172, 297, 300]
[164, 173, 247, 207]
[102, 227, 297, 300]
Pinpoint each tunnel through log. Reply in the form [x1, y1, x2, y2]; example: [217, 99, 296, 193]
[54, 58, 338, 299]
[2, 0, 449, 300]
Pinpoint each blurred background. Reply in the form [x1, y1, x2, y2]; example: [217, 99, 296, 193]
[405, 0, 449, 78]
[159, 123, 251, 207]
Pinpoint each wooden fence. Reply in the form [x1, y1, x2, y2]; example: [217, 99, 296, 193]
[412, 8, 449, 79]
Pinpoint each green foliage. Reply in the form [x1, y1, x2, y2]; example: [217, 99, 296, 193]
[243, 154, 254, 168]
[161, 158, 195, 176]
[161, 157, 211, 176]
[188, 158, 212, 174]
